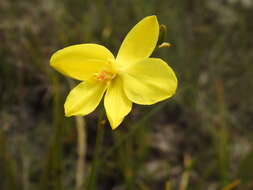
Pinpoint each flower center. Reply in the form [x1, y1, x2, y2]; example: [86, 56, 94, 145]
[94, 70, 116, 83]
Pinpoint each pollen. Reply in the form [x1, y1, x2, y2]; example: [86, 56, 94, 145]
[94, 70, 116, 82]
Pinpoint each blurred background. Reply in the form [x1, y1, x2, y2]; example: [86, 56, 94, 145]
[1, 0, 253, 189]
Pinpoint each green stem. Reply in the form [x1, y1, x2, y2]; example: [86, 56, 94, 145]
[66, 79, 87, 190]
[85, 108, 106, 190]
[40, 74, 63, 190]
[75, 116, 87, 190]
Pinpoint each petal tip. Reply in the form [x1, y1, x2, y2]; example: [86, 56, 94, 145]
[146, 15, 158, 23]
[65, 114, 72, 117]
[64, 103, 73, 117]
[149, 15, 157, 19]
[108, 117, 120, 130]
[111, 125, 119, 130]
[49, 53, 57, 68]
[64, 110, 72, 117]
[107, 115, 123, 130]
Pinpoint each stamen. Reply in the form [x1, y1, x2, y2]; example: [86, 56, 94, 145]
[94, 70, 115, 83]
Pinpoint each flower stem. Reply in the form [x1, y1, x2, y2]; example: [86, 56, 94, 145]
[66, 79, 87, 190]
[75, 116, 87, 190]
[85, 108, 106, 190]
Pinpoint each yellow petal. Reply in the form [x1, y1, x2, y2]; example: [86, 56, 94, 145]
[116, 16, 159, 65]
[64, 81, 107, 116]
[50, 44, 115, 81]
[122, 58, 177, 105]
[104, 77, 132, 129]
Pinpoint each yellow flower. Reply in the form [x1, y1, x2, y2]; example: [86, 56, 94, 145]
[50, 15, 177, 129]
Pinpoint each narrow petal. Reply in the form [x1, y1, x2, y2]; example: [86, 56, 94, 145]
[116, 16, 159, 65]
[64, 81, 107, 116]
[104, 77, 132, 129]
[122, 58, 177, 105]
[50, 44, 115, 81]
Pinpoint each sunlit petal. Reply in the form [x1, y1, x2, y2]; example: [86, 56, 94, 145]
[116, 16, 159, 65]
[104, 77, 132, 129]
[122, 58, 177, 105]
[64, 81, 107, 116]
[50, 44, 115, 81]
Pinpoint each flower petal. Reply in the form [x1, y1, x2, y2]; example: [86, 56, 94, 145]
[64, 81, 107, 116]
[50, 44, 115, 81]
[122, 58, 177, 105]
[116, 16, 159, 65]
[104, 77, 132, 129]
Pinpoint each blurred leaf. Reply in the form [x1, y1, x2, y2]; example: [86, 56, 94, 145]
[0, 129, 20, 190]
[221, 179, 240, 190]
[39, 75, 64, 190]
[237, 147, 253, 184]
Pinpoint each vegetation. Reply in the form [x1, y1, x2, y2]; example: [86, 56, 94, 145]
[0, 0, 253, 189]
